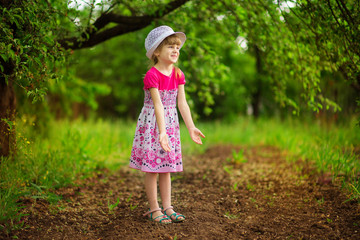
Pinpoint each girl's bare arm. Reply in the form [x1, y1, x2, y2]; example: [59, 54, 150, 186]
[149, 88, 171, 152]
[177, 84, 205, 144]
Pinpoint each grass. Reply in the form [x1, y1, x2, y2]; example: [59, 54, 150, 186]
[0, 117, 135, 234]
[193, 117, 360, 201]
[0, 115, 359, 233]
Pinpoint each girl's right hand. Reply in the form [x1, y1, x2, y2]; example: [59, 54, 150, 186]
[159, 132, 171, 152]
[189, 127, 205, 145]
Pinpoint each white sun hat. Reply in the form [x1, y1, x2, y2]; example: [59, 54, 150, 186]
[145, 25, 186, 60]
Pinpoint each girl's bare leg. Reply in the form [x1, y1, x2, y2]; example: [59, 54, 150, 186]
[159, 173, 184, 220]
[145, 172, 171, 222]
[159, 173, 171, 207]
[145, 173, 160, 216]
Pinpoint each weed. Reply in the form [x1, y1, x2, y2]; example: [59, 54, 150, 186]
[286, 234, 294, 240]
[108, 197, 120, 214]
[344, 179, 360, 203]
[125, 194, 132, 203]
[246, 183, 256, 192]
[171, 174, 183, 181]
[0, 187, 28, 235]
[224, 211, 239, 219]
[326, 218, 333, 223]
[232, 182, 239, 191]
[130, 204, 138, 211]
[55, 225, 63, 232]
[56, 203, 67, 212]
[223, 165, 233, 175]
[232, 149, 247, 164]
[316, 197, 324, 205]
[264, 195, 275, 207]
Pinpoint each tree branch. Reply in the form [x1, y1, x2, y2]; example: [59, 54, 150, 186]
[59, 0, 189, 50]
[335, 0, 355, 26]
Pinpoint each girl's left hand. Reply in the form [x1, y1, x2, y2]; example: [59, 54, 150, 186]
[159, 132, 171, 152]
[189, 127, 205, 145]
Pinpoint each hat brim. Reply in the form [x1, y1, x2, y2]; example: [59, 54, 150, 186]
[146, 32, 186, 60]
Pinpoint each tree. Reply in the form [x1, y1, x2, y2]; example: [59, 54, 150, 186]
[0, 0, 189, 157]
[2, 0, 359, 156]
[210, 0, 359, 114]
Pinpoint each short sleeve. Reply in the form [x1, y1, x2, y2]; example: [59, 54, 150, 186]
[178, 70, 186, 85]
[143, 71, 159, 89]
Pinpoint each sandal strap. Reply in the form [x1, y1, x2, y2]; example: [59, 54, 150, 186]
[169, 212, 185, 221]
[143, 208, 162, 217]
[153, 214, 170, 223]
[162, 206, 173, 214]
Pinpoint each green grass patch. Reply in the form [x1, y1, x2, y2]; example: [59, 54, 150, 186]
[0, 117, 135, 234]
[191, 117, 360, 201]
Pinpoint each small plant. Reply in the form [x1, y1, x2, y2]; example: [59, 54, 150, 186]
[246, 183, 255, 192]
[125, 194, 132, 203]
[129, 204, 138, 211]
[108, 197, 120, 214]
[232, 182, 239, 191]
[223, 165, 233, 175]
[171, 174, 183, 181]
[231, 149, 247, 164]
[316, 197, 324, 205]
[344, 181, 360, 203]
[264, 195, 275, 207]
[224, 211, 239, 219]
[326, 218, 333, 223]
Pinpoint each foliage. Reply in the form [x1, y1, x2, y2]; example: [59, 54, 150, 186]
[71, 31, 146, 118]
[0, 116, 135, 233]
[67, 0, 359, 121]
[2, 0, 359, 122]
[201, 0, 358, 114]
[0, 0, 67, 101]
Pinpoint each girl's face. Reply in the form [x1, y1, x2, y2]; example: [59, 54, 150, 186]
[155, 44, 180, 65]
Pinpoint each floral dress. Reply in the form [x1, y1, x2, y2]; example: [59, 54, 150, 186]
[129, 67, 185, 173]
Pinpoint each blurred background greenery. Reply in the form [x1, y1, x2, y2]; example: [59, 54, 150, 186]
[6, 0, 359, 124]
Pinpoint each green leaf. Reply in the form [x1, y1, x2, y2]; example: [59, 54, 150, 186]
[0, 53, 8, 62]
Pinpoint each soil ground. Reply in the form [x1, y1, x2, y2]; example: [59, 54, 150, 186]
[3, 145, 360, 239]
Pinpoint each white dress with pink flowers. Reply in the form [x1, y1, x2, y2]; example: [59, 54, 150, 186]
[129, 67, 185, 173]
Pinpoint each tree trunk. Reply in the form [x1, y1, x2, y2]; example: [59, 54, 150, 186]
[0, 0, 18, 159]
[0, 77, 16, 157]
[252, 45, 263, 118]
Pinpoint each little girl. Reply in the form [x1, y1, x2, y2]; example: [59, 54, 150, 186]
[129, 25, 205, 224]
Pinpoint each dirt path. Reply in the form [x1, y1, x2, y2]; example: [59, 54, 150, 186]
[4, 145, 360, 239]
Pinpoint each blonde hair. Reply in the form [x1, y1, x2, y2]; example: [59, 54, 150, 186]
[150, 34, 182, 79]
